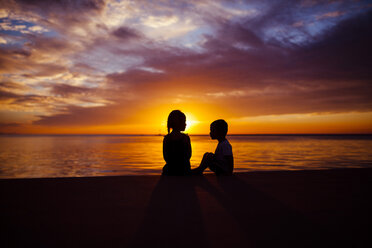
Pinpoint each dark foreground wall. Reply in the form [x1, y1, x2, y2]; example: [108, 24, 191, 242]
[1, 169, 371, 248]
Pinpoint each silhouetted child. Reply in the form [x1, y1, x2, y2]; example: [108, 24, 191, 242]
[192, 119, 233, 175]
[162, 110, 192, 176]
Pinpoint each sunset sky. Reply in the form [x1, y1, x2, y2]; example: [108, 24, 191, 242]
[1, 0, 371, 134]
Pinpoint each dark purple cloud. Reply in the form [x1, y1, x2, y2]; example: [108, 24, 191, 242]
[0, 89, 49, 104]
[0, 89, 19, 100]
[1, 0, 371, 131]
[43, 6, 371, 125]
[112, 27, 143, 40]
[107, 69, 167, 87]
[33, 103, 138, 126]
[13, 0, 105, 16]
[103, 8, 371, 118]
[50, 84, 94, 97]
[0, 35, 71, 75]
[0, 122, 21, 129]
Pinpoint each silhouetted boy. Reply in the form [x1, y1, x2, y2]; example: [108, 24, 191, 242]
[192, 119, 234, 175]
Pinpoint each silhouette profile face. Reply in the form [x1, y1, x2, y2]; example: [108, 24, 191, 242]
[179, 120, 186, 131]
[210, 125, 218, 139]
[173, 119, 186, 132]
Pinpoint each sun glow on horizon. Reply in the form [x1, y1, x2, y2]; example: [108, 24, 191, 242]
[185, 112, 200, 134]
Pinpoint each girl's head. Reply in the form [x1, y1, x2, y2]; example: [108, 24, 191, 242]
[167, 110, 186, 133]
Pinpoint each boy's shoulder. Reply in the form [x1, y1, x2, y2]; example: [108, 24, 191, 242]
[219, 139, 231, 147]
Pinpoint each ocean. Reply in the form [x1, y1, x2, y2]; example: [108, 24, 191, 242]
[0, 134, 371, 178]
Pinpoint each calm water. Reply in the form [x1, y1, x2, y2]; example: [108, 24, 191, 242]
[0, 135, 372, 178]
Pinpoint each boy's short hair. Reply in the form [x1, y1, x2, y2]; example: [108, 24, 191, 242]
[211, 119, 228, 136]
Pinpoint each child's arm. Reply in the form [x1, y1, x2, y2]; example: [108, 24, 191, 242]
[163, 137, 170, 163]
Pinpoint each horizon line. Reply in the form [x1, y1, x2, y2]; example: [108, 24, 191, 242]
[1, 133, 372, 136]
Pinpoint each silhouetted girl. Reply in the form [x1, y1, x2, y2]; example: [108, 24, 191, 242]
[162, 110, 191, 176]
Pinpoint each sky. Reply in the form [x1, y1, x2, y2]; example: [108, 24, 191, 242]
[0, 0, 372, 134]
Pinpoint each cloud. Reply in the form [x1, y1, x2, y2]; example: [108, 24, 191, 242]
[124, 8, 372, 117]
[0, 81, 30, 96]
[292, 21, 304, 27]
[290, 9, 372, 81]
[0, 37, 7, 44]
[50, 83, 94, 97]
[33, 104, 137, 126]
[316, 11, 345, 20]
[0, 89, 19, 101]
[28, 25, 48, 33]
[142, 15, 179, 28]
[0, 87, 58, 120]
[112, 26, 142, 40]
[105, 68, 169, 96]
[0, 122, 21, 128]
[11, 0, 105, 17]
[1, 0, 371, 132]
[0, 34, 75, 76]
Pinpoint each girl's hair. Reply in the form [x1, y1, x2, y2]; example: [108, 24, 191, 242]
[167, 110, 186, 134]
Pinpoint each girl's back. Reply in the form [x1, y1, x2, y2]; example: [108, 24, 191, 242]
[162, 132, 191, 175]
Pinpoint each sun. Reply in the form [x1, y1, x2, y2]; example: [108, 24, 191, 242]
[185, 112, 199, 133]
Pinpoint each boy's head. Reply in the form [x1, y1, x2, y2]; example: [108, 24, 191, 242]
[210, 119, 228, 140]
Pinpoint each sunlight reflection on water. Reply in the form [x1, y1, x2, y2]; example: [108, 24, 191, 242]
[0, 135, 371, 178]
